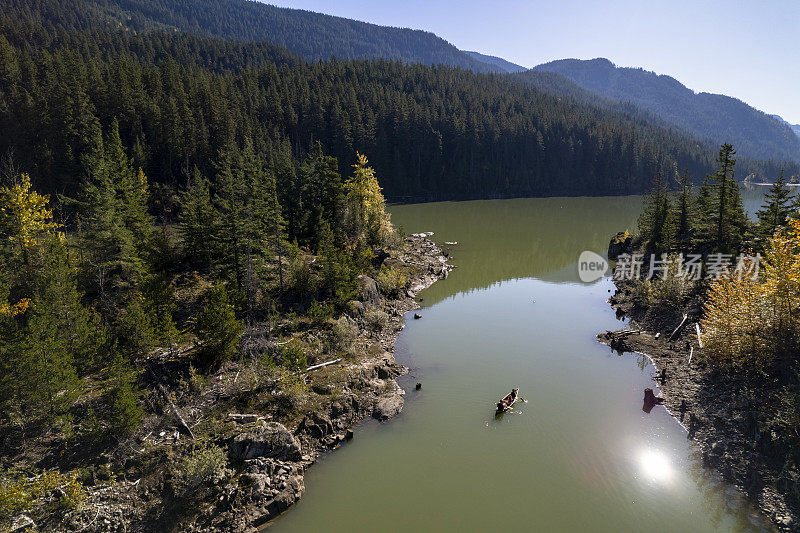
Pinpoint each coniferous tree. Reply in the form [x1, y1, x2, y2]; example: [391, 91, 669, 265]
[80, 121, 155, 302]
[298, 142, 344, 250]
[195, 284, 243, 367]
[107, 352, 144, 435]
[638, 173, 674, 253]
[756, 170, 794, 246]
[700, 144, 748, 253]
[672, 169, 695, 251]
[179, 168, 219, 267]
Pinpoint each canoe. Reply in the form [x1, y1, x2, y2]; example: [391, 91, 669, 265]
[495, 388, 519, 413]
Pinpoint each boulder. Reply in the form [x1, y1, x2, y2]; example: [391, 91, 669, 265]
[357, 275, 381, 307]
[229, 422, 302, 461]
[373, 391, 404, 421]
[299, 413, 334, 439]
[243, 473, 271, 497]
[608, 231, 633, 261]
[9, 515, 35, 532]
[346, 300, 365, 316]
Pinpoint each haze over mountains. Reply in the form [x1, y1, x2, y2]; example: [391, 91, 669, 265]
[463, 51, 526, 73]
[532, 58, 800, 163]
[773, 115, 800, 140]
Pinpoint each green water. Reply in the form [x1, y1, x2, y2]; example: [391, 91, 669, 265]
[273, 197, 771, 532]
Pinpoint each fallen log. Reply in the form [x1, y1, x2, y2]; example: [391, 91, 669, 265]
[695, 323, 704, 349]
[604, 329, 641, 337]
[147, 363, 195, 440]
[305, 358, 342, 372]
[228, 413, 263, 424]
[669, 314, 689, 341]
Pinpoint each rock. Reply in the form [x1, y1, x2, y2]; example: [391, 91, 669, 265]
[373, 391, 404, 421]
[346, 300, 365, 316]
[311, 382, 335, 395]
[229, 422, 302, 461]
[413, 313, 422, 319]
[345, 428, 354, 440]
[357, 275, 381, 307]
[299, 413, 334, 439]
[415, 382, 422, 390]
[608, 231, 633, 261]
[9, 515, 35, 532]
[243, 473, 271, 497]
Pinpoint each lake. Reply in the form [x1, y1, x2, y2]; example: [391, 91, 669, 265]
[273, 196, 771, 532]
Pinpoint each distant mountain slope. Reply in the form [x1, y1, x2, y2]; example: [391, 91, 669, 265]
[15, 0, 497, 72]
[464, 51, 526, 73]
[773, 115, 800, 140]
[533, 58, 800, 162]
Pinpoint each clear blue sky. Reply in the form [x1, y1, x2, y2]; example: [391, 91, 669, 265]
[267, 0, 800, 124]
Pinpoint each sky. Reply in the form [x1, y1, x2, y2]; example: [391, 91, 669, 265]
[266, 0, 800, 124]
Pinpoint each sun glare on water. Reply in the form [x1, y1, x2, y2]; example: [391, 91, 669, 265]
[638, 449, 674, 483]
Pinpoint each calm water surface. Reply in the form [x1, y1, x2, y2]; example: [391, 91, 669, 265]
[274, 197, 770, 532]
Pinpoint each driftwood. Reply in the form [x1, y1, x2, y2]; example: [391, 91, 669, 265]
[227, 413, 263, 424]
[147, 363, 195, 440]
[669, 314, 689, 341]
[305, 358, 342, 372]
[605, 329, 641, 337]
[695, 323, 704, 349]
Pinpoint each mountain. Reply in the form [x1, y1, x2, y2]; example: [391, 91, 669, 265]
[2, 0, 796, 201]
[772, 115, 800, 140]
[533, 58, 800, 163]
[464, 51, 526, 73]
[11, 0, 499, 73]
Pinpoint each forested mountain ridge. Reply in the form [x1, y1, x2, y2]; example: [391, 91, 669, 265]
[464, 51, 526, 73]
[3, 0, 501, 73]
[533, 58, 800, 162]
[773, 115, 800, 140]
[1, 2, 796, 205]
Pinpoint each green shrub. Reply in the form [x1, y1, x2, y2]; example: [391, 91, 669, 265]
[329, 316, 359, 354]
[175, 443, 227, 494]
[195, 284, 243, 367]
[308, 300, 334, 324]
[0, 469, 85, 521]
[376, 265, 410, 298]
[108, 356, 144, 436]
[363, 308, 388, 332]
[279, 339, 307, 372]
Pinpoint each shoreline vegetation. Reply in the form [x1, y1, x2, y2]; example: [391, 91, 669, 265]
[598, 145, 800, 531]
[0, 128, 451, 531]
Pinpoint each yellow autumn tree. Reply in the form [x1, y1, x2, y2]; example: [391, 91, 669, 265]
[0, 173, 61, 260]
[701, 220, 800, 368]
[701, 274, 765, 366]
[344, 153, 391, 246]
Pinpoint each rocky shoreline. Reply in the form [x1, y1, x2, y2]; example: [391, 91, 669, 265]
[597, 280, 797, 532]
[47, 234, 451, 533]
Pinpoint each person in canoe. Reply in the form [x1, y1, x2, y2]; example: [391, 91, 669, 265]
[496, 388, 519, 413]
